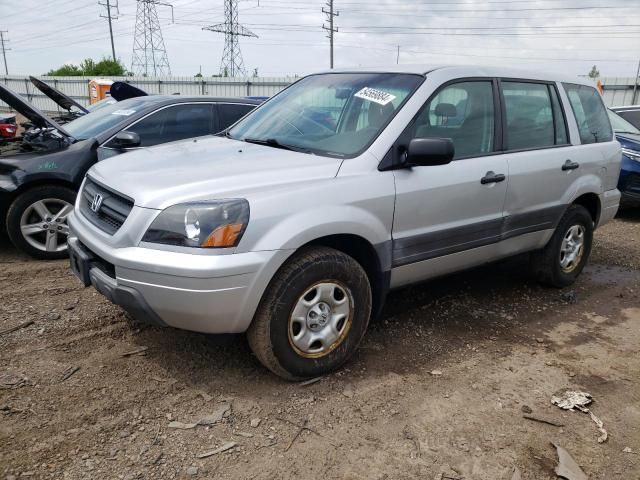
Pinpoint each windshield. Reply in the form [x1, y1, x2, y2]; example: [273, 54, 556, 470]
[86, 97, 117, 113]
[65, 97, 150, 140]
[228, 73, 424, 157]
[608, 109, 640, 135]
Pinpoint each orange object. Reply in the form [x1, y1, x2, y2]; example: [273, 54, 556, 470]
[88, 78, 114, 104]
[596, 79, 604, 95]
[201, 223, 244, 248]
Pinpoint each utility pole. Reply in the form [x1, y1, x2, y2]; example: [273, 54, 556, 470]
[203, 0, 257, 78]
[0, 31, 9, 75]
[633, 57, 640, 105]
[396, 45, 400, 65]
[322, 0, 338, 69]
[99, 0, 119, 62]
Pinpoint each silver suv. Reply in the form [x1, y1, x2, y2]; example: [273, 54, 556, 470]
[68, 66, 621, 379]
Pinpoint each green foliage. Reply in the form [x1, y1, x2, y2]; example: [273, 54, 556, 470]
[588, 65, 600, 79]
[194, 72, 203, 78]
[46, 57, 126, 76]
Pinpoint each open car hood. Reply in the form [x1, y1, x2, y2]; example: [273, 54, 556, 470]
[29, 76, 89, 114]
[109, 82, 148, 101]
[0, 83, 73, 138]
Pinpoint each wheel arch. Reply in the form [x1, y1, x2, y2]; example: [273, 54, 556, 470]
[571, 192, 601, 226]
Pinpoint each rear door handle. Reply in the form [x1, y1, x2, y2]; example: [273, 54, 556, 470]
[481, 171, 506, 184]
[562, 160, 580, 171]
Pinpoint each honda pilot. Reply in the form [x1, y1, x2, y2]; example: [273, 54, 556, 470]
[68, 66, 621, 379]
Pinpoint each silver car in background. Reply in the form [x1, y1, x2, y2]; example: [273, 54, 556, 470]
[68, 65, 621, 379]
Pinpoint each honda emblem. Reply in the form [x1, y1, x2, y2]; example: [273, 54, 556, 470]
[91, 193, 103, 213]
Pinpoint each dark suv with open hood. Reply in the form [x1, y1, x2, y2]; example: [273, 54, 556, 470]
[0, 84, 261, 259]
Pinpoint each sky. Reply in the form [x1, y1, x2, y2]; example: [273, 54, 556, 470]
[1, 0, 639, 79]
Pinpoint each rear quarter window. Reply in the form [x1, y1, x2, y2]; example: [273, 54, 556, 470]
[562, 83, 613, 144]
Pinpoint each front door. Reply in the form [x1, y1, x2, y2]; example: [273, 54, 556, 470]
[390, 79, 508, 287]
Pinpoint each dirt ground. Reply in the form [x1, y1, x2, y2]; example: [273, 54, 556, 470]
[1, 212, 639, 480]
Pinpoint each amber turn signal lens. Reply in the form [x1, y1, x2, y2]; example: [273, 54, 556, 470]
[201, 223, 244, 248]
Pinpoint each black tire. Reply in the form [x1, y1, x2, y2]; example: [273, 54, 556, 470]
[6, 185, 77, 260]
[247, 247, 372, 380]
[531, 204, 594, 288]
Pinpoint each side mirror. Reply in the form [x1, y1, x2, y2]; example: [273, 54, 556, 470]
[111, 131, 141, 149]
[405, 138, 454, 167]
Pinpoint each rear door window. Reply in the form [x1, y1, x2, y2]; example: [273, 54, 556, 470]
[218, 103, 255, 131]
[501, 81, 566, 150]
[617, 110, 640, 129]
[562, 83, 613, 144]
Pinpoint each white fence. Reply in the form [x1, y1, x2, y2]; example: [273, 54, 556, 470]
[600, 77, 640, 107]
[0, 75, 294, 114]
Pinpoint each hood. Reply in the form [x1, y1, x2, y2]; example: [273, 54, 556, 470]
[109, 82, 148, 102]
[29, 76, 88, 114]
[89, 136, 343, 209]
[615, 132, 640, 148]
[0, 83, 73, 138]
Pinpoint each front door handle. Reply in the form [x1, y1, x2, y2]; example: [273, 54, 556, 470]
[562, 160, 580, 171]
[481, 171, 506, 185]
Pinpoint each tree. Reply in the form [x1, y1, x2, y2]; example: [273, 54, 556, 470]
[46, 57, 126, 76]
[588, 65, 600, 79]
[194, 72, 203, 78]
[252, 68, 258, 78]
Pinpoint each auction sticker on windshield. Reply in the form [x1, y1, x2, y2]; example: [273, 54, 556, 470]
[111, 109, 136, 116]
[354, 87, 396, 106]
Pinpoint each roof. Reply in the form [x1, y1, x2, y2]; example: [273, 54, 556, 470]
[611, 105, 640, 111]
[321, 64, 595, 87]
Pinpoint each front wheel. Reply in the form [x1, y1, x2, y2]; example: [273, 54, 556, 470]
[247, 247, 372, 380]
[6, 186, 76, 260]
[531, 204, 594, 288]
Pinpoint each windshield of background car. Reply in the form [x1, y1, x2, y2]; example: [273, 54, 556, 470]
[608, 109, 640, 135]
[228, 73, 424, 157]
[64, 97, 151, 140]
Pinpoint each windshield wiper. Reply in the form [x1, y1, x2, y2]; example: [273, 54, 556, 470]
[243, 137, 312, 154]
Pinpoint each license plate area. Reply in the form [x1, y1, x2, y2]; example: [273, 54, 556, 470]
[68, 240, 93, 287]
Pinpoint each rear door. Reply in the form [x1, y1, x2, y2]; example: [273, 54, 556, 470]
[390, 79, 509, 286]
[499, 80, 577, 242]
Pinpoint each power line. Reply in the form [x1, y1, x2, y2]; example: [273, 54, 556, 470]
[0, 31, 9, 75]
[131, 0, 173, 76]
[203, 0, 257, 77]
[99, 0, 119, 62]
[322, 0, 339, 69]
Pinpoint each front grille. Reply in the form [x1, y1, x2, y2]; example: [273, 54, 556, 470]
[80, 178, 134, 235]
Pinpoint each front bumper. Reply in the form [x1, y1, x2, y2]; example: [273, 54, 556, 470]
[68, 212, 293, 334]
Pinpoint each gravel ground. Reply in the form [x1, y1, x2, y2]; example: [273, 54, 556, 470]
[1, 212, 639, 480]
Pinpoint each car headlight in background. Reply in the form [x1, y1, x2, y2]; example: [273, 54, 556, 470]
[622, 147, 640, 162]
[142, 199, 249, 248]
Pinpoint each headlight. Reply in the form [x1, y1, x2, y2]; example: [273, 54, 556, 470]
[142, 199, 249, 248]
[622, 147, 640, 162]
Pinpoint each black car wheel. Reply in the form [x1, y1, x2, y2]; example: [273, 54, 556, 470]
[6, 185, 76, 260]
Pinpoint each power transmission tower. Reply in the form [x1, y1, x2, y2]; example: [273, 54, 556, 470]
[203, 0, 257, 78]
[322, 0, 339, 69]
[0, 31, 9, 75]
[99, 0, 119, 62]
[131, 0, 173, 77]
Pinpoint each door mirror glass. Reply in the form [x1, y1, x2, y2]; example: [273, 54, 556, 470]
[406, 138, 454, 166]
[111, 131, 141, 149]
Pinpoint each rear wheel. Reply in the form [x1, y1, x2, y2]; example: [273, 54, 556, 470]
[247, 247, 372, 380]
[531, 204, 593, 288]
[6, 186, 76, 260]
